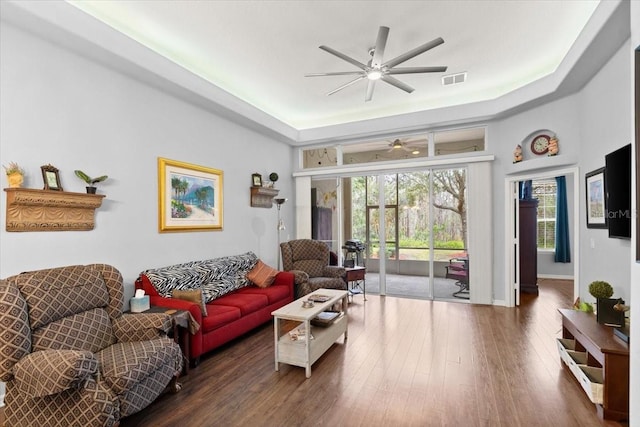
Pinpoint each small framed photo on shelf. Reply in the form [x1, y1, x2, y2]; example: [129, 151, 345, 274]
[252, 173, 263, 187]
[41, 164, 63, 191]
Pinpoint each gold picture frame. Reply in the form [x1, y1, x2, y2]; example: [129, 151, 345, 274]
[41, 164, 63, 191]
[158, 157, 223, 232]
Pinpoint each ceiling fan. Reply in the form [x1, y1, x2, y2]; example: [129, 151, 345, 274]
[306, 26, 448, 102]
[388, 139, 422, 154]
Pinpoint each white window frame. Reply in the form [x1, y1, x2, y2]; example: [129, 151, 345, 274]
[532, 179, 557, 252]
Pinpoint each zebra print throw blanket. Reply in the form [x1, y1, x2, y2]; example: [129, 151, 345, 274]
[140, 252, 259, 303]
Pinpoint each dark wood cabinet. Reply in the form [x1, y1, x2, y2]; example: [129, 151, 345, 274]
[558, 309, 629, 421]
[519, 199, 538, 294]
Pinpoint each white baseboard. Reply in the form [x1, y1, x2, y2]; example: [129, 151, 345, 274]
[538, 274, 574, 280]
[492, 299, 506, 306]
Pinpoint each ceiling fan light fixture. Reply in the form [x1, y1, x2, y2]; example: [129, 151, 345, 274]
[309, 26, 447, 101]
[367, 70, 382, 80]
[392, 140, 402, 149]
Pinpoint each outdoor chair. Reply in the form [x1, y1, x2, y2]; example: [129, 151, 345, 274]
[445, 257, 469, 299]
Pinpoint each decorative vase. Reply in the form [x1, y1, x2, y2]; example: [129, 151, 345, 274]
[7, 172, 24, 188]
[86, 186, 97, 194]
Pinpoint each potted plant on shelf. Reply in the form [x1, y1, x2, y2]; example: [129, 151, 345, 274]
[74, 170, 108, 194]
[588, 280, 614, 300]
[588, 279, 613, 315]
[588, 280, 626, 326]
[4, 162, 25, 188]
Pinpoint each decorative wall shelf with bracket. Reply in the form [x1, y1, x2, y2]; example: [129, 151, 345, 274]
[4, 188, 105, 231]
[250, 187, 279, 208]
[506, 154, 577, 176]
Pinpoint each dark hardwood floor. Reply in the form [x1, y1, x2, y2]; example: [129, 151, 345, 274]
[121, 279, 625, 427]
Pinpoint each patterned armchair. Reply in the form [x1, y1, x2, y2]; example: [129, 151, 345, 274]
[280, 239, 346, 298]
[0, 264, 183, 427]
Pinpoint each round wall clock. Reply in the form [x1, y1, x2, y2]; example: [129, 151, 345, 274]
[530, 134, 551, 155]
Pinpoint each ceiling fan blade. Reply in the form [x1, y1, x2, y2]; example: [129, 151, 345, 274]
[381, 75, 414, 93]
[387, 66, 448, 75]
[319, 45, 367, 70]
[371, 26, 389, 68]
[306, 71, 366, 77]
[365, 80, 376, 102]
[327, 76, 366, 96]
[383, 37, 445, 69]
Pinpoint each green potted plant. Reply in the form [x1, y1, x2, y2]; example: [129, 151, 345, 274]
[588, 280, 614, 300]
[74, 170, 108, 194]
[588, 280, 616, 322]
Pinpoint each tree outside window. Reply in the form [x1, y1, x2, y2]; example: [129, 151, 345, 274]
[349, 169, 467, 261]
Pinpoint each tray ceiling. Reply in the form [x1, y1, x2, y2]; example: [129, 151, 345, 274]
[67, 1, 600, 131]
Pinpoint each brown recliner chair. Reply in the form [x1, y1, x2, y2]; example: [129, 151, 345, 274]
[280, 239, 346, 298]
[0, 264, 183, 427]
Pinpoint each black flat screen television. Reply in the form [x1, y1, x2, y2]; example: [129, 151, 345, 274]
[605, 143, 631, 239]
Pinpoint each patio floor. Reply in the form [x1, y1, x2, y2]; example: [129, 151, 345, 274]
[351, 272, 469, 302]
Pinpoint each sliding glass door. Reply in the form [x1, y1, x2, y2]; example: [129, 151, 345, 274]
[346, 167, 468, 301]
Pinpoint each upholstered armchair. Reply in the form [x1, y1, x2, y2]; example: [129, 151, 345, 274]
[280, 239, 347, 298]
[0, 264, 183, 427]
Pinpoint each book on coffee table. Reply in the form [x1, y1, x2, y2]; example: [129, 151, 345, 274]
[311, 311, 340, 327]
[307, 294, 331, 303]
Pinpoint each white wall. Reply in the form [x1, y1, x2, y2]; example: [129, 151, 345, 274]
[488, 41, 631, 303]
[576, 40, 632, 303]
[629, 2, 639, 425]
[0, 21, 293, 405]
[489, 95, 582, 301]
[0, 21, 294, 281]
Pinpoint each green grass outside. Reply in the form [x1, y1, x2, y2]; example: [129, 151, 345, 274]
[369, 247, 467, 261]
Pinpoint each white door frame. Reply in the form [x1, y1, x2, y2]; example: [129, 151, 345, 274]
[504, 166, 580, 307]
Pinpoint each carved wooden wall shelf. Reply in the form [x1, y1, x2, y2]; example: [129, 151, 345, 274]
[4, 188, 105, 231]
[250, 187, 279, 208]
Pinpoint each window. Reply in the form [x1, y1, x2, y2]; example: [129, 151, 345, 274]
[532, 180, 556, 250]
[300, 127, 486, 169]
[348, 169, 466, 262]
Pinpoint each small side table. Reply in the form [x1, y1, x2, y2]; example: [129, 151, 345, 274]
[134, 306, 191, 375]
[344, 266, 366, 301]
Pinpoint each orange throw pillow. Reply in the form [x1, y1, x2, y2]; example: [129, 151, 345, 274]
[247, 260, 278, 288]
[171, 289, 207, 317]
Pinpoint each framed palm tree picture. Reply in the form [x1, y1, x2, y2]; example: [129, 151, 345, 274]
[158, 157, 223, 232]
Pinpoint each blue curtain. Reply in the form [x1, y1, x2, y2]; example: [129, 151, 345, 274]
[555, 176, 571, 262]
[519, 180, 532, 200]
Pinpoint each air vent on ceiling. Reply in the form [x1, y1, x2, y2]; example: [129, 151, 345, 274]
[442, 72, 466, 86]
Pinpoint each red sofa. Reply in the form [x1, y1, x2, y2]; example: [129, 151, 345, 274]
[135, 254, 294, 365]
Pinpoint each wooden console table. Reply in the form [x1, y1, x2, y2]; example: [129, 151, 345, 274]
[558, 309, 629, 421]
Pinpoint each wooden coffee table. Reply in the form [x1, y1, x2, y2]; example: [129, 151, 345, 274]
[272, 288, 348, 378]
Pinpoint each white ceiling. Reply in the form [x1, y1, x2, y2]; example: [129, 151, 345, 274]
[66, 0, 600, 131]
